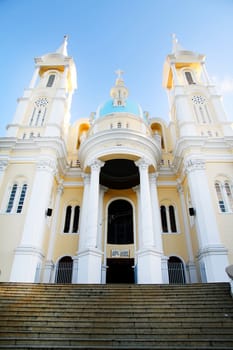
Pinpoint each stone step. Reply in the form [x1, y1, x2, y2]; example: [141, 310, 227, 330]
[0, 282, 232, 349]
[0, 336, 233, 347]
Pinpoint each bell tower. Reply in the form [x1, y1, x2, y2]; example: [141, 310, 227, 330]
[163, 35, 233, 139]
[6, 36, 77, 141]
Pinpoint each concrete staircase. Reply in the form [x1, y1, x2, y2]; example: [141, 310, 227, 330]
[0, 282, 233, 349]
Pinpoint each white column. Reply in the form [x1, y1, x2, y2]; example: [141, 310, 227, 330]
[86, 159, 104, 248]
[43, 181, 64, 283]
[185, 158, 229, 282]
[177, 181, 197, 283]
[135, 158, 163, 284]
[97, 185, 108, 250]
[0, 160, 8, 187]
[29, 66, 40, 89]
[149, 173, 163, 252]
[10, 158, 56, 282]
[171, 63, 179, 84]
[78, 174, 90, 251]
[133, 186, 142, 249]
[135, 158, 154, 247]
[77, 159, 104, 284]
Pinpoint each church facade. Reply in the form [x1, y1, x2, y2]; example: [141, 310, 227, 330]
[0, 37, 232, 284]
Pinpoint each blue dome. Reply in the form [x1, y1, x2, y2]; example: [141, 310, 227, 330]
[97, 98, 143, 119]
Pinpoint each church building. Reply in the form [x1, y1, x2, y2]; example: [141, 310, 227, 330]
[0, 36, 232, 285]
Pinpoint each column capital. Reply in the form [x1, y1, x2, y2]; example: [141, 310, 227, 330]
[135, 157, 151, 170]
[37, 158, 57, 175]
[81, 173, 91, 185]
[89, 159, 105, 171]
[149, 172, 159, 185]
[184, 158, 205, 174]
[176, 180, 184, 194]
[0, 160, 8, 172]
[57, 180, 64, 195]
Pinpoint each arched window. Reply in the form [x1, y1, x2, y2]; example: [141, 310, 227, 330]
[169, 205, 177, 232]
[72, 206, 80, 233]
[46, 74, 55, 87]
[185, 71, 195, 85]
[64, 206, 72, 232]
[215, 180, 233, 213]
[160, 206, 168, 232]
[17, 184, 27, 213]
[191, 95, 211, 124]
[160, 204, 178, 233]
[6, 184, 18, 213]
[63, 205, 80, 233]
[55, 256, 73, 284]
[107, 200, 133, 244]
[5, 181, 28, 214]
[168, 256, 186, 284]
[30, 97, 48, 126]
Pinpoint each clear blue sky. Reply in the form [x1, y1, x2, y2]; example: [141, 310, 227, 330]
[0, 0, 233, 136]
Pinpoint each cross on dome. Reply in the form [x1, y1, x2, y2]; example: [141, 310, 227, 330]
[115, 69, 124, 80]
[115, 69, 125, 88]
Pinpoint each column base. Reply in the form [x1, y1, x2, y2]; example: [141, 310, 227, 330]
[42, 260, 54, 283]
[186, 261, 198, 283]
[136, 247, 163, 284]
[77, 248, 103, 284]
[197, 245, 229, 282]
[10, 246, 44, 283]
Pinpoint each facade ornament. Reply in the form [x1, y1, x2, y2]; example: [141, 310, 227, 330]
[184, 158, 205, 174]
[88, 159, 104, 171]
[0, 160, 8, 172]
[37, 159, 57, 175]
[135, 157, 151, 170]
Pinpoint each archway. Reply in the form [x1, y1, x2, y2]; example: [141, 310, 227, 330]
[55, 256, 73, 284]
[106, 199, 134, 283]
[168, 256, 186, 284]
[107, 199, 133, 244]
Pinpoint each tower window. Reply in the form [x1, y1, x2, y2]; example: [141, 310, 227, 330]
[6, 184, 18, 213]
[30, 97, 48, 126]
[17, 184, 27, 213]
[215, 180, 233, 213]
[185, 71, 195, 85]
[5, 181, 28, 214]
[46, 74, 55, 87]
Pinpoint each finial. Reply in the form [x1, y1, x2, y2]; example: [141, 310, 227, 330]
[56, 35, 68, 56]
[171, 33, 183, 54]
[115, 69, 125, 86]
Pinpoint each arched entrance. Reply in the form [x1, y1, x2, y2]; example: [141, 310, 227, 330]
[168, 256, 186, 284]
[106, 199, 134, 283]
[55, 256, 73, 284]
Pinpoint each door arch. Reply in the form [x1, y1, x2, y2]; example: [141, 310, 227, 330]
[168, 256, 186, 284]
[106, 199, 134, 283]
[55, 256, 73, 284]
[107, 199, 133, 244]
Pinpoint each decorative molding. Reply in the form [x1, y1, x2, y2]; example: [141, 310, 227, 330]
[0, 160, 8, 172]
[184, 158, 205, 173]
[37, 159, 57, 175]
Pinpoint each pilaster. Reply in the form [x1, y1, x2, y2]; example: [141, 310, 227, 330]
[184, 158, 229, 282]
[10, 158, 56, 282]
